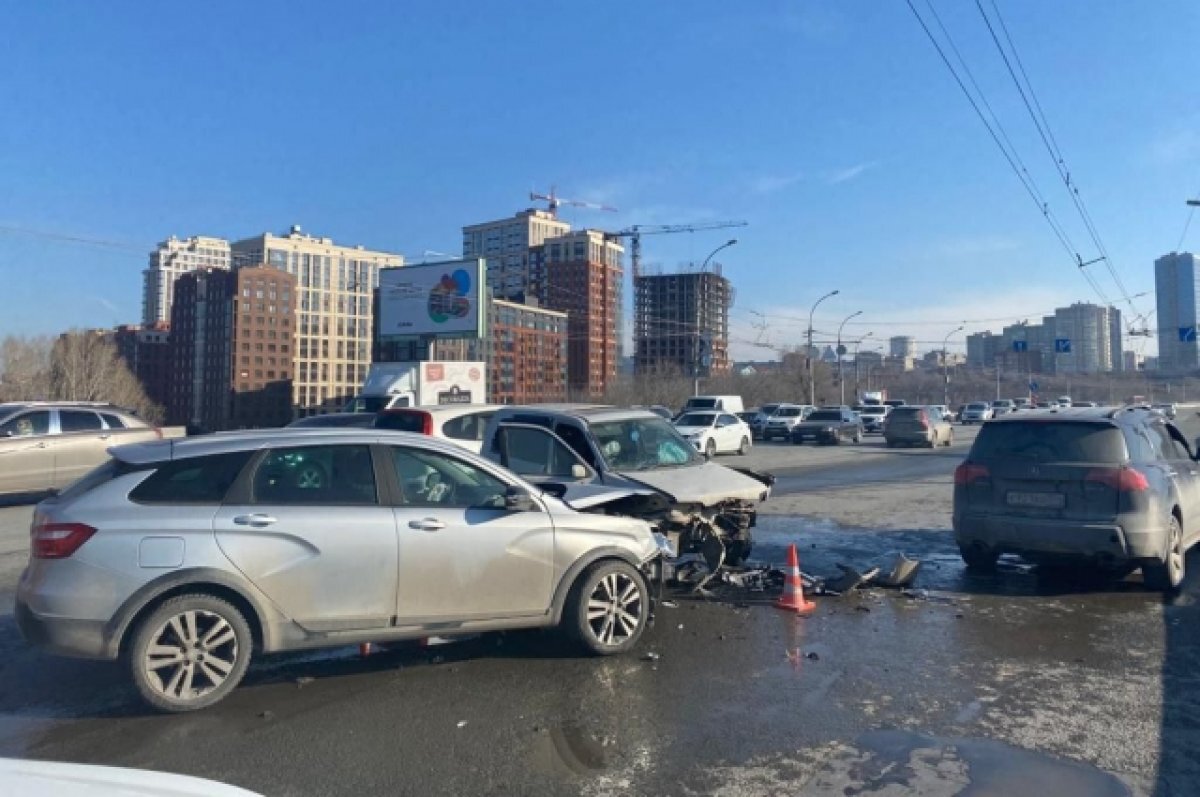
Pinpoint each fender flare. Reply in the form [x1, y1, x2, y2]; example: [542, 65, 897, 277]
[549, 547, 646, 626]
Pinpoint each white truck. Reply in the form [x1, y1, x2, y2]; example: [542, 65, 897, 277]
[344, 361, 487, 412]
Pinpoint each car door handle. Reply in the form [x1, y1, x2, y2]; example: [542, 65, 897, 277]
[408, 518, 446, 532]
[233, 514, 277, 527]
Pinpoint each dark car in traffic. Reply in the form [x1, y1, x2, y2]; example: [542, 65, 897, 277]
[953, 406, 1200, 591]
[789, 407, 863, 445]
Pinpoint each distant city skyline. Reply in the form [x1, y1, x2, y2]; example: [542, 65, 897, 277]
[2, 2, 1198, 364]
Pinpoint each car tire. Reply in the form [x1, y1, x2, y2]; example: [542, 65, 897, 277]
[945, 430, 954, 447]
[959, 545, 999, 572]
[1143, 514, 1185, 593]
[852, 429, 863, 444]
[705, 439, 717, 458]
[127, 593, 253, 713]
[738, 437, 750, 456]
[564, 559, 649, 656]
[792, 437, 802, 446]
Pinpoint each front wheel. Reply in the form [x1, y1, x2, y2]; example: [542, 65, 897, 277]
[705, 439, 717, 458]
[564, 560, 649, 655]
[738, 437, 750, 456]
[1144, 515, 1185, 592]
[128, 594, 253, 712]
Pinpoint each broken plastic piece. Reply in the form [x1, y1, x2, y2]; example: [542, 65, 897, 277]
[825, 564, 880, 594]
[875, 552, 922, 588]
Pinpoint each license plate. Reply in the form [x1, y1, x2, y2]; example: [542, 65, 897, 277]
[1006, 491, 1065, 508]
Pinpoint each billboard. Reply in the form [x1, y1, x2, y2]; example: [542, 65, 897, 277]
[378, 258, 486, 339]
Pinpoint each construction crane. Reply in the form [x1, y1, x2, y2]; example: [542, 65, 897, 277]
[604, 220, 749, 278]
[529, 186, 618, 217]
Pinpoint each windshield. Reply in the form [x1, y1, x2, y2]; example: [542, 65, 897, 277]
[590, 417, 702, 471]
[675, 413, 716, 427]
[860, 406, 886, 416]
[774, 407, 802, 417]
[807, 410, 842, 421]
[686, 398, 717, 409]
[760, 404, 782, 416]
[967, 403, 988, 410]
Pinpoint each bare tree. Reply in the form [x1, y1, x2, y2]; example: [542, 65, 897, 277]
[0, 335, 52, 401]
[47, 331, 164, 423]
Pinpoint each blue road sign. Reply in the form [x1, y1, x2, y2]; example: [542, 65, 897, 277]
[1055, 338, 1071, 353]
[1012, 340, 1028, 352]
[1029, 381, 1038, 391]
[1180, 326, 1196, 343]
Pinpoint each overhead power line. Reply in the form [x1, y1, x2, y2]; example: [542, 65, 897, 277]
[975, 0, 1141, 321]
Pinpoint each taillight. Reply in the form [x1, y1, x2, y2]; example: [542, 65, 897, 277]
[31, 522, 97, 559]
[918, 410, 930, 429]
[954, 461, 990, 485]
[1086, 467, 1150, 492]
[420, 412, 433, 435]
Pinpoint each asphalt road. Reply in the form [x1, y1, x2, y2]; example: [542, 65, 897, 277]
[0, 420, 1198, 795]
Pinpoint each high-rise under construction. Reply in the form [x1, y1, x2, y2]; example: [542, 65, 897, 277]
[633, 266, 732, 378]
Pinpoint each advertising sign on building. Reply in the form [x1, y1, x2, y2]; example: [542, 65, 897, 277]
[379, 259, 486, 339]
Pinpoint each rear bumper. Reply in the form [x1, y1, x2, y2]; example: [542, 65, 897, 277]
[953, 512, 1166, 562]
[15, 596, 114, 660]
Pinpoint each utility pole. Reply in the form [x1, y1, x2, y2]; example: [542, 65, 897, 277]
[807, 290, 839, 405]
[852, 332, 873, 401]
[942, 325, 964, 407]
[837, 310, 862, 406]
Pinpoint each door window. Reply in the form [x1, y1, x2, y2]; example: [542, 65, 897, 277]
[0, 410, 50, 437]
[442, 411, 495, 442]
[389, 446, 508, 509]
[131, 451, 253, 504]
[555, 423, 598, 468]
[717, 414, 737, 427]
[496, 426, 582, 478]
[252, 445, 378, 505]
[59, 410, 103, 433]
[99, 412, 127, 429]
[1151, 424, 1189, 461]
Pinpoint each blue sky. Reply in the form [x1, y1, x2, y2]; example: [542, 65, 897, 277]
[2, 1, 1198, 360]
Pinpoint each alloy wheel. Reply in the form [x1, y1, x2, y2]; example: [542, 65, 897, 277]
[585, 572, 643, 647]
[143, 609, 239, 702]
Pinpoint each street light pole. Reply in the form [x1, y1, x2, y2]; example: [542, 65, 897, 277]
[807, 289, 839, 405]
[942, 325, 964, 407]
[693, 239, 738, 396]
[837, 310, 863, 406]
[852, 332, 874, 397]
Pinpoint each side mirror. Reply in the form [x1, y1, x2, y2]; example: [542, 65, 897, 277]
[571, 463, 588, 480]
[504, 486, 537, 512]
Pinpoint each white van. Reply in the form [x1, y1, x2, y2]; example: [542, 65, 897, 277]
[683, 395, 745, 414]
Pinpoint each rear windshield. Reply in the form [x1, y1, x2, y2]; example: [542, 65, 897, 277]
[860, 406, 886, 416]
[967, 403, 988, 410]
[289, 414, 376, 428]
[686, 398, 718, 409]
[890, 407, 923, 418]
[375, 411, 429, 433]
[971, 422, 1126, 463]
[807, 410, 841, 421]
[775, 407, 802, 417]
[343, 396, 390, 414]
[760, 404, 781, 415]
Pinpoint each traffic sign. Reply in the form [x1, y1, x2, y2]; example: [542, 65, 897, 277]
[1055, 338, 1071, 353]
[1180, 326, 1197, 343]
[1012, 340, 1028, 352]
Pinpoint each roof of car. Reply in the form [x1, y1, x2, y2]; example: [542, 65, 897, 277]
[380, 403, 500, 416]
[109, 427, 476, 465]
[988, 405, 1149, 424]
[492, 404, 664, 423]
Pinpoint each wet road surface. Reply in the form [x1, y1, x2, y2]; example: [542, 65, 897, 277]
[1, 419, 1199, 794]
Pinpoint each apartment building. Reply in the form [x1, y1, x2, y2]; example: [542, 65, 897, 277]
[1155, 252, 1200, 372]
[540, 229, 624, 399]
[633, 268, 732, 378]
[143, 235, 231, 325]
[232, 226, 402, 415]
[167, 266, 296, 431]
[112, 322, 172, 409]
[462, 209, 570, 302]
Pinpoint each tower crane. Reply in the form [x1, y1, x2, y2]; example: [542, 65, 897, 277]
[604, 220, 749, 278]
[529, 186, 618, 216]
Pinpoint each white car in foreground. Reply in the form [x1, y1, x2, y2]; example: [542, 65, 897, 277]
[672, 410, 753, 456]
[0, 758, 260, 796]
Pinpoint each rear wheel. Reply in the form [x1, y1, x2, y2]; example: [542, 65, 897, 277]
[564, 560, 649, 655]
[1143, 515, 1185, 592]
[738, 437, 750, 456]
[944, 430, 954, 447]
[128, 594, 253, 712]
[852, 429, 863, 444]
[959, 545, 999, 572]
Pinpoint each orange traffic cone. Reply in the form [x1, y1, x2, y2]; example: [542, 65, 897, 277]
[776, 543, 816, 615]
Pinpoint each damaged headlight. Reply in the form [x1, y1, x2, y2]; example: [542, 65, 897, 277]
[652, 532, 676, 558]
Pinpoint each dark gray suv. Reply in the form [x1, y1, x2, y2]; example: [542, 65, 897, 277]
[953, 406, 1200, 591]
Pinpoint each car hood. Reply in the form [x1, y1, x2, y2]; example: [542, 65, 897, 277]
[559, 483, 662, 511]
[617, 461, 771, 505]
